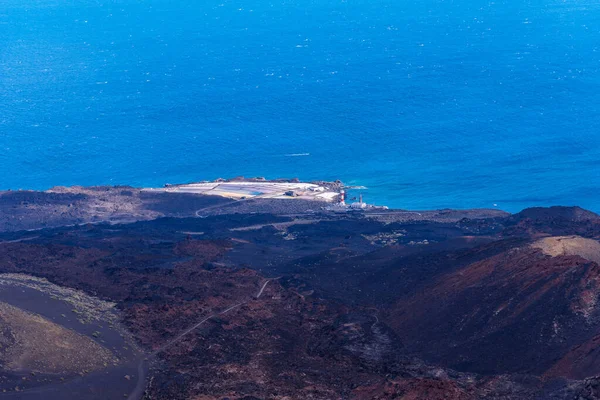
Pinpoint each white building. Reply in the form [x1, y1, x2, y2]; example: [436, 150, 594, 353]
[350, 202, 367, 209]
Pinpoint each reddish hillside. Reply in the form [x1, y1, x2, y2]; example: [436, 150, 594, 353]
[388, 242, 600, 377]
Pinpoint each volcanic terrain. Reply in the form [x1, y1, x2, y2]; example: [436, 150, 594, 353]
[1, 186, 600, 399]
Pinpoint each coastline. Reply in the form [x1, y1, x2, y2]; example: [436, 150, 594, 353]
[0, 176, 511, 233]
[1, 174, 581, 214]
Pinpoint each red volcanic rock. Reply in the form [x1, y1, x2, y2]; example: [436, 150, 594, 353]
[351, 378, 475, 400]
[3, 206, 600, 399]
[174, 238, 231, 261]
[388, 244, 600, 377]
[545, 334, 600, 380]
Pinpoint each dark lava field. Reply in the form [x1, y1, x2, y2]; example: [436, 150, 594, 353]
[2, 187, 600, 399]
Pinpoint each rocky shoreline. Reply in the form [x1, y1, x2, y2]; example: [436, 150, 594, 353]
[0, 179, 506, 233]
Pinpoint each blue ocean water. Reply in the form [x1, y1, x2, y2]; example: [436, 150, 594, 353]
[1, 0, 599, 212]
